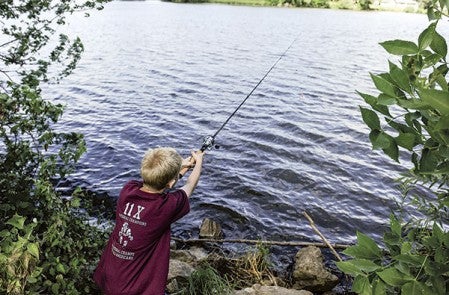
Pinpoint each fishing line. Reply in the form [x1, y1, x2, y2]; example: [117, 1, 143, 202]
[200, 35, 299, 152]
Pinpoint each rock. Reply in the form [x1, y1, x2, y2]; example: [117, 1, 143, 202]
[170, 247, 209, 265]
[199, 218, 223, 239]
[167, 258, 195, 283]
[188, 246, 209, 261]
[167, 259, 195, 293]
[165, 278, 179, 294]
[170, 239, 177, 250]
[234, 284, 313, 295]
[292, 246, 339, 293]
[170, 249, 197, 264]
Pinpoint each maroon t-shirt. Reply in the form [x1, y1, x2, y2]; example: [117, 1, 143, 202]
[93, 180, 190, 295]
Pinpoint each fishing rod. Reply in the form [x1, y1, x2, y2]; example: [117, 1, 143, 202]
[200, 36, 298, 152]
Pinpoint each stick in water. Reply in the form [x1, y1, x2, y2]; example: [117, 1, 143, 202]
[303, 211, 343, 262]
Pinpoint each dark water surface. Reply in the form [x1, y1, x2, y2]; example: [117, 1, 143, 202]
[47, 2, 430, 246]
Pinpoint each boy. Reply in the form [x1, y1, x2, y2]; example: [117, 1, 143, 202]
[93, 147, 204, 295]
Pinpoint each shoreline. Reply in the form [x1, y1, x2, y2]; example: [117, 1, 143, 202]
[160, 0, 423, 13]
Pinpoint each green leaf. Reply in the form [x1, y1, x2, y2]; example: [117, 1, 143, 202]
[352, 275, 372, 295]
[390, 214, 401, 237]
[56, 263, 66, 274]
[27, 243, 39, 259]
[344, 231, 383, 260]
[418, 88, 449, 115]
[431, 276, 447, 295]
[336, 261, 365, 276]
[6, 214, 26, 230]
[388, 120, 417, 135]
[380, 40, 419, 55]
[418, 23, 436, 51]
[420, 148, 439, 172]
[430, 30, 447, 58]
[401, 280, 430, 295]
[425, 260, 449, 276]
[358, 91, 392, 117]
[372, 278, 387, 295]
[377, 267, 411, 286]
[427, 6, 441, 21]
[370, 73, 397, 98]
[396, 133, 417, 151]
[382, 134, 399, 162]
[369, 130, 391, 150]
[434, 72, 448, 91]
[360, 107, 381, 130]
[424, 53, 442, 68]
[350, 259, 382, 272]
[0, 229, 11, 238]
[378, 94, 396, 106]
[394, 254, 426, 266]
[71, 197, 81, 208]
[435, 247, 449, 264]
[397, 98, 429, 110]
[433, 223, 444, 242]
[389, 61, 412, 93]
[358, 91, 377, 106]
[405, 112, 421, 126]
[51, 283, 60, 295]
[401, 242, 412, 254]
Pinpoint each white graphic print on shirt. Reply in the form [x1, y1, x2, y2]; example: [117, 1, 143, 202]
[118, 222, 133, 247]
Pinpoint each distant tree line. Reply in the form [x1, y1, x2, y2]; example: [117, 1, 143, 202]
[162, 0, 427, 10]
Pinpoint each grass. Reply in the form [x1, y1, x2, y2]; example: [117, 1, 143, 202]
[178, 263, 234, 295]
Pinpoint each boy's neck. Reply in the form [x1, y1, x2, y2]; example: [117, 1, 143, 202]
[140, 184, 164, 194]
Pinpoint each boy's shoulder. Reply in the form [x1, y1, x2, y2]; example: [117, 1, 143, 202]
[118, 180, 142, 199]
[124, 180, 142, 189]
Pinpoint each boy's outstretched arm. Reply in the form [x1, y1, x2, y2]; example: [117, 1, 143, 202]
[180, 150, 204, 198]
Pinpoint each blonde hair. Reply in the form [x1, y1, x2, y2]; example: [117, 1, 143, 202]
[140, 147, 182, 190]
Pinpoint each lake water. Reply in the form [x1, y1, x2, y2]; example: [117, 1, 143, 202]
[47, 1, 430, 249]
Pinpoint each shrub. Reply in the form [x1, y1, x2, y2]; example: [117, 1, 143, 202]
[337, 1, 449, 294]
[0, 0, 112, 293]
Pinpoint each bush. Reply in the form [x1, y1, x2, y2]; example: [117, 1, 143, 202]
[337, 1, 449, 294]
[0, 0, 111, 293]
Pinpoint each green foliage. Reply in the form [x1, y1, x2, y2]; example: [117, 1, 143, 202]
[337, 215, 449, 294]
[0, 215, 39, 295]
[339, 1, 449, 294]
[0, 0, 111, 293]
[357, 0, 371, 10]
[361, 18, 449, 184]
[359, 0, 449, 216]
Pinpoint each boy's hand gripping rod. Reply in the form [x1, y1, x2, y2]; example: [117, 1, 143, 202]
[199, 36, 298, 152]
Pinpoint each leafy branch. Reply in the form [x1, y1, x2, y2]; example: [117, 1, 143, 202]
[338, 1, 449, 294]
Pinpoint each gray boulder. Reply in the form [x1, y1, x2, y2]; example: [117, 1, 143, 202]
[292, 246, 339, 292]
[166, 259, 195, 293]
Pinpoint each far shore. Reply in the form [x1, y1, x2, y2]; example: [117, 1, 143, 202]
[160, 0, 423, 14]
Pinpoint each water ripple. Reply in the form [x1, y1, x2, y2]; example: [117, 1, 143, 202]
[46, 2, 431, 245]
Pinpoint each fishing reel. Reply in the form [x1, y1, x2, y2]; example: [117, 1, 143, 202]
[200, 135, 219, 152]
